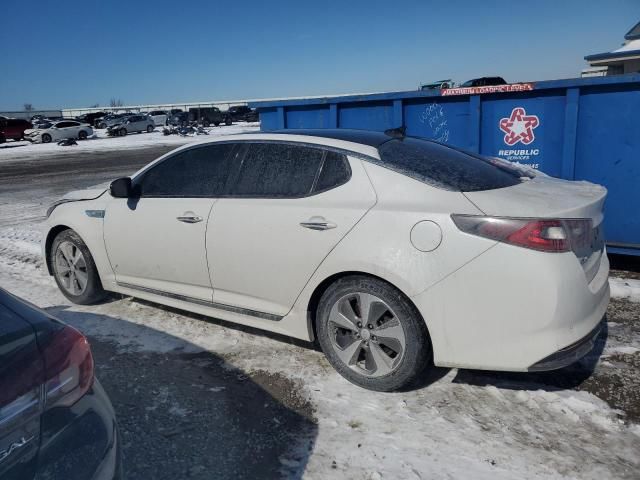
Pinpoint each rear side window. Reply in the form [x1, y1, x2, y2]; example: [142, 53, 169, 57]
[314, 151, 351, 192]
[377, 138, 522, 192]
[138, 144, 236, 197]
[232, 143, 324, 197]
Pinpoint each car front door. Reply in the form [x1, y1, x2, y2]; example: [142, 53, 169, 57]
[103, 143, 237, 301]
[206, 142, 377, 317]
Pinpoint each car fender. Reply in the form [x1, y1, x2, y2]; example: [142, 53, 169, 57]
[43, 198, 114, 288]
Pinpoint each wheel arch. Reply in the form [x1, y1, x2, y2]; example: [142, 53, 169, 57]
[305, 271, 431, 345]
[44, 225, 73, 275]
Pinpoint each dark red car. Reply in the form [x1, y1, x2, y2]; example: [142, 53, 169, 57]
[0, 118, 32, 143]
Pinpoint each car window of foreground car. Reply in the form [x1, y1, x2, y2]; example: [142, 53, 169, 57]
[377, 137, 522, 192]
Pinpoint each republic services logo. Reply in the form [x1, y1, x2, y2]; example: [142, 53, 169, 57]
[499, 107, 540, 145]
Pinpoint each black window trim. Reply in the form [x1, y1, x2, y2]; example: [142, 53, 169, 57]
[133, 140, 353, 200]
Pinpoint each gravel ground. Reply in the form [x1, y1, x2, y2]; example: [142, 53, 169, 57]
[90, 338, 317, 479]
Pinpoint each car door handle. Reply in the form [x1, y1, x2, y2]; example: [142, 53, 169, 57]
[300, 216, 337, 231]
[177, 214, 203, 223]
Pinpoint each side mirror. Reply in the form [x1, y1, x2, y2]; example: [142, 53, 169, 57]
[110, 177, 132, 198]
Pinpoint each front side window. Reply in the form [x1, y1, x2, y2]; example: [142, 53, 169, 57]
[137, 144, 236, 197]
[377, 137, 522, 192]
[231, 143, 324, 197]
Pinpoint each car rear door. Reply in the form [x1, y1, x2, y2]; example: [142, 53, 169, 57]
[206, 142, 377, 317]
[104, 143, 238, 301]
[0, 301, 42, 480]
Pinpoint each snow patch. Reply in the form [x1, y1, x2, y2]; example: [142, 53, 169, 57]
[609, 277, 640, 302]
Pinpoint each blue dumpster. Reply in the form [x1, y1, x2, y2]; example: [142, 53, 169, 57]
[249, 74, 640, 256]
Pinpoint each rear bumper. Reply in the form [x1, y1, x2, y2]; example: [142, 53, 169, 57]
[411, 243, 610, 372]
[528, 319, 603, 371]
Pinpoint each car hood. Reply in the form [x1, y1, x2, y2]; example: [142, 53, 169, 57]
[24, 129, 42, 135]
[62, 187, 107, 201]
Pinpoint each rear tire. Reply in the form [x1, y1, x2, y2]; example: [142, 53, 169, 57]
[316, 275, 431, 391]
[78, 130, 88, 140]
[0, 135, 5, 144]
[50, 229, 107, 305]
[146, 125, 154, 133]
[202, 120, 210, 128]
[99, 122, 107, 129]
[224, 117, 232, 126]
[42, 133, 52, 143]
[119, 128, 127, 136]
[214, 121, 220, 127]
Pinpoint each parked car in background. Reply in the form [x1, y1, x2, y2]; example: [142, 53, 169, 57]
[168, 111, 190, 127]
[188, 107, 231, 127]
[420, 79, 453, 90]
[0, 118, 32, 143]
[0, 287, 122, 480]
[459, 76, 507, 87]
[107, 114, 155, 136]
[169, 108, 183, 115]
[43, 129, 609, 392]
[95, 114, 129, 129]
[76, 111, 106, 127]
[24, 120, 93, 143]
[226, 105, 258, 122]
[147, 110, 168, 126]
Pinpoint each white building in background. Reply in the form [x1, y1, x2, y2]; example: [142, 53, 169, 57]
[583, 21, 640, 77]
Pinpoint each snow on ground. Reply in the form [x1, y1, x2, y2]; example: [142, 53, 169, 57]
[1, 220, 639, 479]
[610, 277, 640, 303]
[0, 122, 260, 161]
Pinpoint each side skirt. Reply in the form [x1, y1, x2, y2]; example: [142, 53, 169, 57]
[115, 281, 283, 322]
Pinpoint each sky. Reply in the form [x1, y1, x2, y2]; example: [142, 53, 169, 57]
[1, 0, 638, 111]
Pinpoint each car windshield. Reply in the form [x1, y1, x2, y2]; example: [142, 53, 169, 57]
[376, 137, 523, 192]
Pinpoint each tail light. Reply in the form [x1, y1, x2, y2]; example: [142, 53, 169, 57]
[0, 326, 93, 435]
[452, 215, 592, 253]
[42, 326, 94, 409]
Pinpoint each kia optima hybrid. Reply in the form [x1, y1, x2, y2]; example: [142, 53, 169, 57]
[42, 130, 609, 391]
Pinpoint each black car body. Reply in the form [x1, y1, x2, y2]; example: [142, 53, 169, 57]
[76, 112, 106, 127]
[226, 105, 258, 122]
[187, 107, 231, 127]
[459, 76, 507, 87]
[168, 111, 190, 127]
[0, 288, 121, 480]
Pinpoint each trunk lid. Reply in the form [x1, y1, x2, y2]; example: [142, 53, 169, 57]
[464, 175, 607, 282]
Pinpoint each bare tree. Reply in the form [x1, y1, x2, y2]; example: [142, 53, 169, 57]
[109, 98, 123, 108]
[24, 103, 34, 111]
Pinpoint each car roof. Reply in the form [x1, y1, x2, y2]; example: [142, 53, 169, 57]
[271, 128, 394, 148]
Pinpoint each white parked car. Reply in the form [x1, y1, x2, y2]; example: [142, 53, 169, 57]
[147, 110, 168, 126]
[42, 130, 610, 391]
[25, 120, 93, 143]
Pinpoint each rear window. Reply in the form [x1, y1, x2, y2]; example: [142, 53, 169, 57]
[377, 138, 522, 192]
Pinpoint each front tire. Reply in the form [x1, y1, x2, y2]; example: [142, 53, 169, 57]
[78, 130, 88, 140]
[42, 133, 52, 143]
[119, 128, 127, 136]
[51, 229, 107, 304]
[316, 275, 431, 391]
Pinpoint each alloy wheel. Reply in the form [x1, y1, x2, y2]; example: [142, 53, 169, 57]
[54, 241, 88, 296]
[328, 292, 406, 377]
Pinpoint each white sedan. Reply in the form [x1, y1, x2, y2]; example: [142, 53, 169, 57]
[25, 120, 93, 143]
[42, 130, 609, 391]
